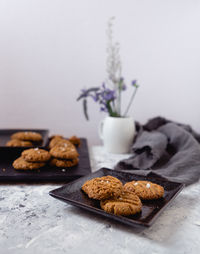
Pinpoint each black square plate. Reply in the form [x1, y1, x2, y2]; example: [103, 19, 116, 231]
[49, 168, 184, 228]
[0, 138, 91, 183]
[0, 129, 49, 149]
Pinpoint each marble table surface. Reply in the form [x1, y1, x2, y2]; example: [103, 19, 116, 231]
[0, 146, 200, 254]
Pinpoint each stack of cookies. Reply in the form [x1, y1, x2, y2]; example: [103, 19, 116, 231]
[82, 175, 164, 217]
[6, 131, 43, 147]
[13, 148, 51, 170]
[11, 134, 80, 170]
[49, 136, 79, 168]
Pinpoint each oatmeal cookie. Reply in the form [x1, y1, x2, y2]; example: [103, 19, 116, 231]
[13, 157, 45, 170]
[55, 139, 75, 147]
[81, 175, 123, 200]
[49, 136, 65, 149]
[22, 148, 51, 162]
[6, 139, 33, 147]
[100, 190, 142, 216]
[49, 157, 79, 168]
[49, 135, 63, 140]
[124, 180, 164, 200]
[11, 131, 42, 142]
[50, 143, 79, 159]
[69, 136, 81, 147]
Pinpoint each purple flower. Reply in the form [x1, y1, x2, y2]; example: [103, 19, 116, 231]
[90, 91, 100, 102]
[80, 89, 88, 97]
[97, 83, 116, 103]
[122, 84, 126, 90]
[102, 89, 116, 101]
[99, 100, 107, 106]
[77, 87, 100, 101]
[91, 95, 98, 102]
[118, 77, 126, 91]
[100, 106, 108, 112]
[78, 76, 139, 120]
[132, 80, 137, 87]
[119, 77, 124, 82]
[102, 83, 106, 89]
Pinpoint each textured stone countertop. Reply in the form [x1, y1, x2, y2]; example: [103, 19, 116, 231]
[0, 146, 200, 254]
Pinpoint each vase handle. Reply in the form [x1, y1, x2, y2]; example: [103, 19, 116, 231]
[98, 119, 105, 140]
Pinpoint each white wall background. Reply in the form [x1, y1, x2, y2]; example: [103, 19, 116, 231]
[0, 0, 199, 145]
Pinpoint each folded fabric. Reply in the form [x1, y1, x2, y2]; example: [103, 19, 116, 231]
[115, 117, 200, 185]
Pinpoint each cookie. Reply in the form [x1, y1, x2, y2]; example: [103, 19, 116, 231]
[50, 143, 79, 159]
[55, 139, 75, 147]
[6, 139, 33, 147]
[49, 157, 79, 168]
[81, 175, 123, 200]
[124, 180, 164, 200]
[49, 135, 63, 140]
[22, 148, 51, 162]
[100, 191, 142, 216]
[13, 157, 45, 170]
[69, 136, 81, 147]
[49, 136, 65, 149]
[11, 131, 42, 142]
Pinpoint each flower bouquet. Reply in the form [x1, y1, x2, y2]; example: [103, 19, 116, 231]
[77, 17, 139, 153]
[77, 17, 139, 120]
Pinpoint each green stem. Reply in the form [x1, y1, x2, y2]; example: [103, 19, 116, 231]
[123, 86, 138, 117]
[118, 87, 121, 116]
[107, 101, 120, 117]
[116, 79, 123, 116]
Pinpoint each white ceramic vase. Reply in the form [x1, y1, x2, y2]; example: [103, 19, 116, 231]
[98, 116, 135, 154]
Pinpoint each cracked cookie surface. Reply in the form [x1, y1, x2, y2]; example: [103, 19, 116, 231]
[11, 131, 42, 142]
[124, 180, 164, 200]
[100, 190, 142, 216]
[49, 136, 65, 149]
[50, 143, 79, 159]
[22, 148, 51, 162]
[82, 175, 123, 200]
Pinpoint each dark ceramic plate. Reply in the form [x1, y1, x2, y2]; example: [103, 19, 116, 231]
[0, 138, 91, 182]
[49, 168, 184, 228]
[0, 129, 49, 149]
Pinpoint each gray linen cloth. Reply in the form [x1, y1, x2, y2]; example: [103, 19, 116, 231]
[115, 120, 200, 185]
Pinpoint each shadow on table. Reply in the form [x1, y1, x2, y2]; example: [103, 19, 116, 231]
[64, 192, 196, 241]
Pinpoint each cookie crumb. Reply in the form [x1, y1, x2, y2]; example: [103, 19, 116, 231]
[134, 182, 138, 186]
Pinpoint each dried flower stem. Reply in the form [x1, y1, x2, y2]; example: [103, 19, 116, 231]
[106, 17, 122, 116]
